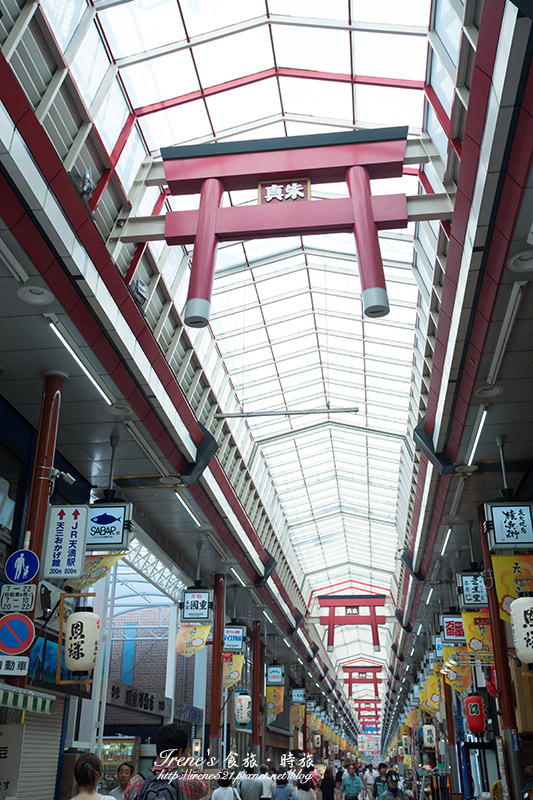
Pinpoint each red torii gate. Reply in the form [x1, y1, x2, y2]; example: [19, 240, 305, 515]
[161, 127, 408, 327]
[318, 594, 387, 651]
[342, 665, 382, 698]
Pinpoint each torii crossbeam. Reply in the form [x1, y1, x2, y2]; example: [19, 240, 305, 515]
[161, 128, 408, 327]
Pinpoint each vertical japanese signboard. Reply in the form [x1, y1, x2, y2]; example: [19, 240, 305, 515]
[485, 502, 533, 549]
[43, 506, 88, 579]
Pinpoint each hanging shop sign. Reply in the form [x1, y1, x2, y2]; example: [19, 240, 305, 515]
[107, 679, 172, 717]
[266, 685, 284, 723]
[434, 636, 443, 659]
[461, 611, 493, 660]
[292, 688, 305, 703]
[441, 614, 466, 643]
[485, 502, 533, 550]
[266, 664, 285, 685]
[180, 588, 213, 622]
[306, 700, 316, 713]
[510, 594, 533, 663]
[492, 554, 533, 622]
[441, 646, 472, 691]
[0, 724, 23, 800]
[85, 504, 131, 549]
[458, 572, 488, 608]
[0, 583, 36, 613]
[43, 505, 88, 579]
[223, 624, 246, 652]
[465, 695, 486, 734]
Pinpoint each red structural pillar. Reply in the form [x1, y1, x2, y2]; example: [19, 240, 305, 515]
[184, 177, 224, 327]
[346, 166, 389, 318]
[479, 505, 521, 800]
[12, 372, 65, 689]
[327, 606, 336, 649]
[209, 573, 225, 761]
[252, 620, 261, 761]
[369, 606, 380, 651]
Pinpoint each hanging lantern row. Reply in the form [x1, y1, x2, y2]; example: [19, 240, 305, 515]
[465, 695, 486, 735]
[422, 724, 436, 749]
[510, 594, 533, 664]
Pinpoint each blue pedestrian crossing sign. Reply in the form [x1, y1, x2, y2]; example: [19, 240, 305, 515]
[5, 549, 40, 584]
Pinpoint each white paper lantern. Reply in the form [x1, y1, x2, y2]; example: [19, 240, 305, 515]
[402, 734, 410, 750]
[398, 746, 404, 757]
[510, 595, 533, 663]
[423, 724, 436, 749]
[313, 734, 321, 748]
[65, 608, 100, 671]
[235, 693, 252, 724]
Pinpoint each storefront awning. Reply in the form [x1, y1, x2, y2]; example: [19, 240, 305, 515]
[0, 683, 55, 714]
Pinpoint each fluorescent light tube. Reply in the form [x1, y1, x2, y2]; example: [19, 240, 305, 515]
[440, 527, 452, 556]
[263, 609, 274, 624]
[230, 567, 246, 586]
[48, 319, 113, 405]
[486, 281, 527, 385]
[426, 587, 434, 603]
[465, 405, 488, 466]
[174, 490, 202, 527]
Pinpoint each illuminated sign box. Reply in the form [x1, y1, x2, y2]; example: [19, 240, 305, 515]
[485, 502, 533, 550]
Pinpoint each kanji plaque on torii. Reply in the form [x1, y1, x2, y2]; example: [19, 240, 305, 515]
[342, 665, 382, 698]
[161, 127, 408, 327]
[318, 594, 387, 651]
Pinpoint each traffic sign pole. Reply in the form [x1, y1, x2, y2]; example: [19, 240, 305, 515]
[8, 372, 66, 689]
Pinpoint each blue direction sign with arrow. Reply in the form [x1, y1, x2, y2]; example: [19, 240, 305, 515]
[5, 549, 40, 584]
[0, 613, 35, 655]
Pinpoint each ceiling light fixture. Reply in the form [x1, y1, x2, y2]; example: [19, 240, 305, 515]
[486, 281, 527, 385]
[230, 567, 247, 587]
[174, 489, 202, 527]
[214, 407, 359, 418]
[263, 610, 274, 624]
[440, 527, 452, 556]
[206, 532, 228, 562]
[465, 405, 488, 466]
[17, 282, 55, 305]
[123, 419, 171, 475]
[426, 587, 434, 603]
[283, 637, 291, 648]
[47, 317, 114, 405]
[508, 250, 533, 273]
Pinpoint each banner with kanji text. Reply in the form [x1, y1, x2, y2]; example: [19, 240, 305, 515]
[175, 624, 211, 657]
[492, 554, 533, 622]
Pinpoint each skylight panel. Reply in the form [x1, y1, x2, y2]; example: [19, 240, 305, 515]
[180, 0, 266, 39]
[279, 77, 353, 121]
[121, 51, 200, 108]
[351, 0, 431, 27]
[98, 0, 186, 57]
[70, 23, 110, 108]
[268, 0, 347, 19]
[192, 26, 273, 86]
[139, 101, 213, 150]
[355, 84, 424, 129]
[272, 24, 350, 74]
[205, 79, 281, 131]
[41, 0, 85, 51]
[352, 32, 428, 81]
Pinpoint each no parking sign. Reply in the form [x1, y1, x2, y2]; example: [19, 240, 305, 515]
[0, 613, 35, 655]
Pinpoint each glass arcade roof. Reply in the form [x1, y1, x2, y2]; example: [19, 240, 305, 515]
[37, 0, 443, 719]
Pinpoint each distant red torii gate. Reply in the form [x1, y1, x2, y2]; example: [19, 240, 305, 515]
[161, 127, 408, 327]
[342, 665, 382, 698]
[318, 594, 387, 651]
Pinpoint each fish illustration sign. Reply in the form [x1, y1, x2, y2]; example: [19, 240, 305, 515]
[85, 504, 131, 549]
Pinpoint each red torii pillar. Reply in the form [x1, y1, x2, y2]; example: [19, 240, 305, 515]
[162, 128, 408, 326]
[342, 665, 382, 698]
[318, 594, 387, 651]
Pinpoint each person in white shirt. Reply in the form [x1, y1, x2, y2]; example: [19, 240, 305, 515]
[260, 764, 276, 800]
[110, 763, 135, 800]
[363, 765, 380, 800]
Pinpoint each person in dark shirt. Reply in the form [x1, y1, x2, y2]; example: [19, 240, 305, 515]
[373, 764, 388, 799]
[321, 768, 336, 800]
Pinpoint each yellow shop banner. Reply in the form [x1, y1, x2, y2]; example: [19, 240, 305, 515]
[461, 610, 493, 660]
[442, 645, 472, 691]
[223, 653, 244, 687]
[492, 554, 533, 622]
[291, 704, 305, 726]
[266, 686, 284, 721]
[64, 552, 127, 590]
[175, 624, 211, 657]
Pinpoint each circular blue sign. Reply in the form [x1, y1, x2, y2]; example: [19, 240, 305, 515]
[5, 549, 40, 584]
[0, 613, 35, 655]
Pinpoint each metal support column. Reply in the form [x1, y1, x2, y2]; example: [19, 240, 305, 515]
[252, 620, 261, 764]
[165, 602, 178, 723]
[12, 371, 66, 689]
[209, 573, 225, 763]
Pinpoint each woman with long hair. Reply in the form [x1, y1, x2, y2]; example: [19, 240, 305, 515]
[70, 753, 115, 800]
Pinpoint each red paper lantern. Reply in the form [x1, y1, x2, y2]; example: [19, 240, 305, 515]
[484, 665, 497, 698]
[465, 695, 485, 734]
